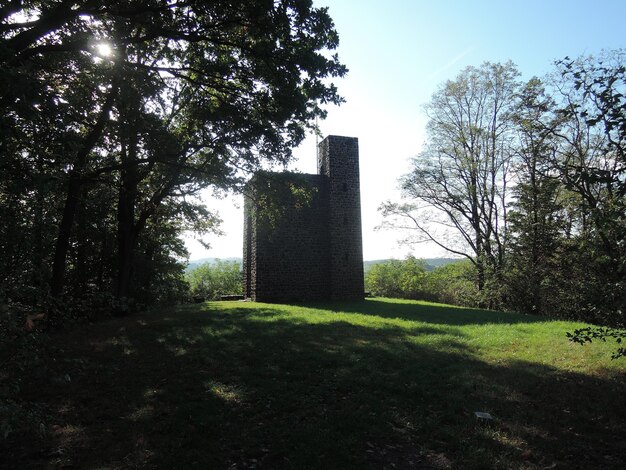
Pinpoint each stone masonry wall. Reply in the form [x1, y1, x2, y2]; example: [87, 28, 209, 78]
[318, 136, 364, 300]
[243, 135, 364, 302]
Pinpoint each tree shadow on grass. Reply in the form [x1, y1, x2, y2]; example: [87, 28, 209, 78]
[294, 298, 548, 326]
[3, 302, 625, 469]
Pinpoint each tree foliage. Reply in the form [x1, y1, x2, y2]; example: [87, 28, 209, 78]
[365, 258, 480, 307]
[551, 52, 626, 323]
[186, 260, 242, 301]
[0, 0, 346, 319]
[422, 260, 481, 307]
[382, 51, 625, 356]
[365, 256, 427, 299]
[381, 62, 521, 305]
[504, 78, 572, 316]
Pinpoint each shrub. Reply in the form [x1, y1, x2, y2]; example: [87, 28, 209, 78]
[422, 260, 481, 307]
[186, 260, 242, 301]
[365, 256, 428, 299]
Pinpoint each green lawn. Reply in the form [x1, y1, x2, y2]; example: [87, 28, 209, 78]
[3, 298, 625, 469]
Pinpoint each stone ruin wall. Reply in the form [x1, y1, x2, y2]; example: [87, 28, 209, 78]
[243, 135, 364, 302]
[244, 173, 330, 302]
[318, 135, 364, 300]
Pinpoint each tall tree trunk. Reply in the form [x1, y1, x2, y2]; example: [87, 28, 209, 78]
[114, 110, 140, 308]
[50, 172, 83, 297]
[32, 154, 46, 293]
[115, 184, 138, 305]
[50, 84, 117, 297]
[75, 191, 88, 294]
[115, 231, 136, 305]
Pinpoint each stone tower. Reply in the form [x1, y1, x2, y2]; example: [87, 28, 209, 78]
[243, 135, 364, 302]
[317, 136, 364, 299]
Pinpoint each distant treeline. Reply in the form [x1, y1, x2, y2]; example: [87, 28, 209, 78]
[380, 54, 625, 338]
[183, 257, 462, 301]
[365, 257, 486, 307]
[186, 260, 242, 301]
[364, 258, 460, 273]
[186, 258, 243, 272]
[186, 257, 460, 272]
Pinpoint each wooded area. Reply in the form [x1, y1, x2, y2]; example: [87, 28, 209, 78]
[1, 3, 625, 466]
[381, 54, 625, 351]
[1, 4, 624, 340]
[1, 0, 345, 321]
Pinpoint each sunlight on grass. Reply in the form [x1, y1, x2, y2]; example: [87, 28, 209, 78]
[477, 426, 527, 451]
[90, 334, 136, 355]
[46, 424, 88, 467]
[11, 297, 623, 469]
[128, 405, 155, 421]
[204, 380, 244, 403]
[52, 424, 85, 441]
[204, 298, 624, 376]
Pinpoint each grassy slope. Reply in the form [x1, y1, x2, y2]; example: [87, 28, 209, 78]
[4, 299, 625, 469]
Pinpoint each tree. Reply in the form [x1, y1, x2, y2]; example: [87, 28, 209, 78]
[422, 260, 480, 307]
[504, 78, 571, 315]
[551, 50, 626, 326]
[365, 256, 427, 299]
[186, 260, 242, 301]
[381, 62, 521, 305]
[1, 1, 346, 314]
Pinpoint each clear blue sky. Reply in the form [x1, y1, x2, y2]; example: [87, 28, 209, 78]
[185, 0, 626, 261]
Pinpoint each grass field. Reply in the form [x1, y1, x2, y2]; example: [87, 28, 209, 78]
[3, 298, 625, 469]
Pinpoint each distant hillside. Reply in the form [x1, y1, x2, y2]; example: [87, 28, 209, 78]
[363, 259, 391, 272]
[364, 258, 463, 272]
[423, 258, 464, 269]
[187, 257, 463, 272]
[186, 257, 242, 271]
